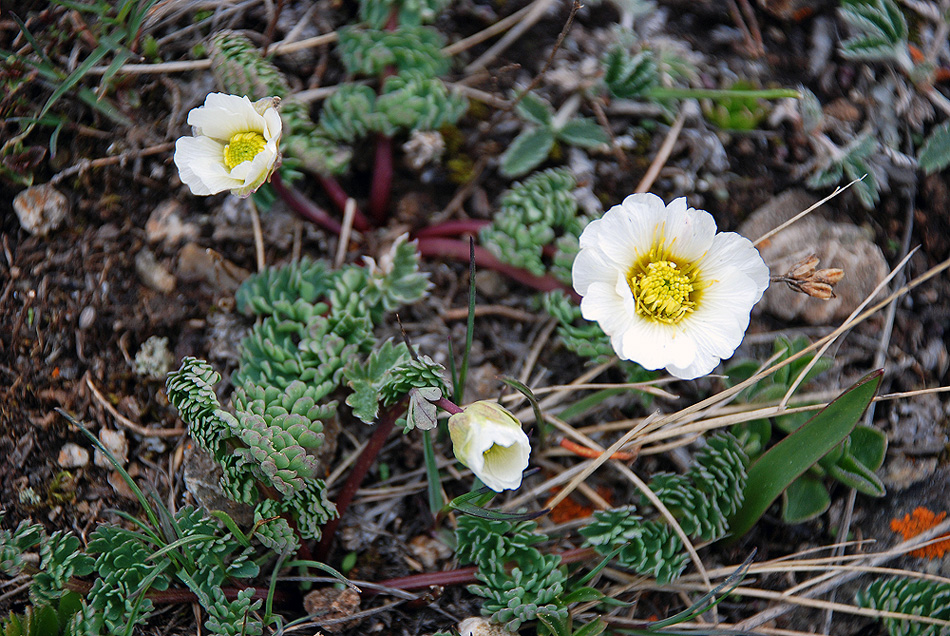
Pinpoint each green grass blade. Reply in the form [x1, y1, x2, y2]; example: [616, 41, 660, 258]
[728, 370, 883, 539]
[11, 13, 55, 69]
[422, 429, 445, 515]
[56, 408, 162, 532]
[36, 43, 111, 124]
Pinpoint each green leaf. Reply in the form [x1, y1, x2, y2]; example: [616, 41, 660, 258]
[561, 587, 605, 604]
[556, 118, 609, 148]
[918, 121, 950, 174]
[827, 451, 886, 496]
[499, 127, 555, 177]
[515, 91, 554, 126]
[728, 369, 883, 538]
[848, 425, 887, 471]
[781, 475, 831, 523]
[573, 618, 607, 636]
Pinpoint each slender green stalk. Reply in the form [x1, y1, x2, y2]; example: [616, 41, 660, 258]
[647, 87, 801, 101]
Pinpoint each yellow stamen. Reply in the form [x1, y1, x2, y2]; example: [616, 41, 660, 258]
[223, 132, 266, 170]
[628, 259, 696, 324]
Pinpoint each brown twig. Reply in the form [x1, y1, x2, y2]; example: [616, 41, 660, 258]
[85, 373, 186, 438]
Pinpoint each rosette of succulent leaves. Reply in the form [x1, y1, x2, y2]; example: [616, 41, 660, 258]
[207, 0, 466, 177]
[453, 431, 749, 633]
[166, 236, 442, 554]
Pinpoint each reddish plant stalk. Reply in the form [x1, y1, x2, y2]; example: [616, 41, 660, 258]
[318, 174, 372, 231]
[416, 237, 579, 300]
[412, 219, 491, 240]
[314, 401, 406, 561]
[373, 546, 597, 592]
[368, 133, 394, 224]
[271, 172, 343, 235]
[434, 397, 463, 415]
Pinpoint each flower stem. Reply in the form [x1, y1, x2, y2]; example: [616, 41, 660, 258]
[369, 133, 394, 224]
[415, 237, 579, 299]
[434, 396, 463, 415]
[314, 400, 406, 561]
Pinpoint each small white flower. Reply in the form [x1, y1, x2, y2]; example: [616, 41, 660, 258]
[174, 93, 282, 197]
[572, 193, 770, 380]
[448, 401, 530, 492]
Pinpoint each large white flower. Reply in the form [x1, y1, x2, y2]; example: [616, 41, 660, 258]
[448, 401, 530, 492]
[174, 93, 282, 197]
[572, 193, 770, 380]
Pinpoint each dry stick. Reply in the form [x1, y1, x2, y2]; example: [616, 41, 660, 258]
[85, 373, 185, 437]
[508, 1, 581, 112]
[334, 198, 357, 269]
[634, 106, 686, 193]
[443, 2, 538, 56]
[517, 316, 559, 388]
[441, 304, 541, 322]
[49, 142, 175, 185]
[733, 519, 950, 631]
[247, 197, 265, 272]
[465, 0, 557, 73]
[753, 177, 865, 247]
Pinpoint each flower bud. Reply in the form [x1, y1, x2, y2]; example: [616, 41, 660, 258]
[448, 401, 530, 492]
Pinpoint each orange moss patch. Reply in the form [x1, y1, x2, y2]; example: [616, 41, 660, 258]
[890, 507, 950, 559]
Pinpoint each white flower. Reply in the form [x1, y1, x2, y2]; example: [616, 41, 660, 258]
[448, 401, 530, 492]
[174, 93, 282, 197]
[572, 193, 770, 380]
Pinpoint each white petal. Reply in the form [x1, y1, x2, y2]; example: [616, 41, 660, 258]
[580, 281, 634, 337]
[699, 232, 770, 301]
[174, 136, 240, 195]
[661, 199, 718, 262]
[589, 194, 664, 268]
[262, 107, 283, 141]
[188, 94, 265, 141]
[572, 246, 619, 296]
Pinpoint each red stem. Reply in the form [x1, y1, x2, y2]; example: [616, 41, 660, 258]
[368, 133, 394, 224]
[434, 397, 463, 415]
[373, 546, 596, 592]
[314, 401, 406, 561]
[412, 219, 491, 240]
[271, 172, 343, 235]
[416, 237, 579, 300]
[318, 174, 372, 231]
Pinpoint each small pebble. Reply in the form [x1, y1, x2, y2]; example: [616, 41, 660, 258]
[146, 199, 199, 245]
[135, 248, 176, 293]
[94, 428, 128, 468]
[78, 306, 96, 330]
[13, 184, 70, 236]
[458, 617, 509, 636]
[57, 443, 90, 468]
[408, 534, 453, 569]
[302, 587, 360, 633]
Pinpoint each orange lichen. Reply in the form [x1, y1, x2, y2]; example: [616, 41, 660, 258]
[549, 486, 614, 524]
[890, 507, 950, 559]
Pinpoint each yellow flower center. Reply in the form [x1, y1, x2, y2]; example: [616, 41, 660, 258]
[223, 132, 267, 170]
[628, 259, 697, 324]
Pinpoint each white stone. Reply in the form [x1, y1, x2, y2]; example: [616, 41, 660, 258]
[94, 428, 128, 468]
[57, 442, 90, 468]
[13, 184, 69, 236]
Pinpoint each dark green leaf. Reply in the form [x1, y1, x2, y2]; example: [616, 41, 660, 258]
[728, 370, 883, 538]
[500, 127, 555, 178]
[781, 475, 830, 523]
